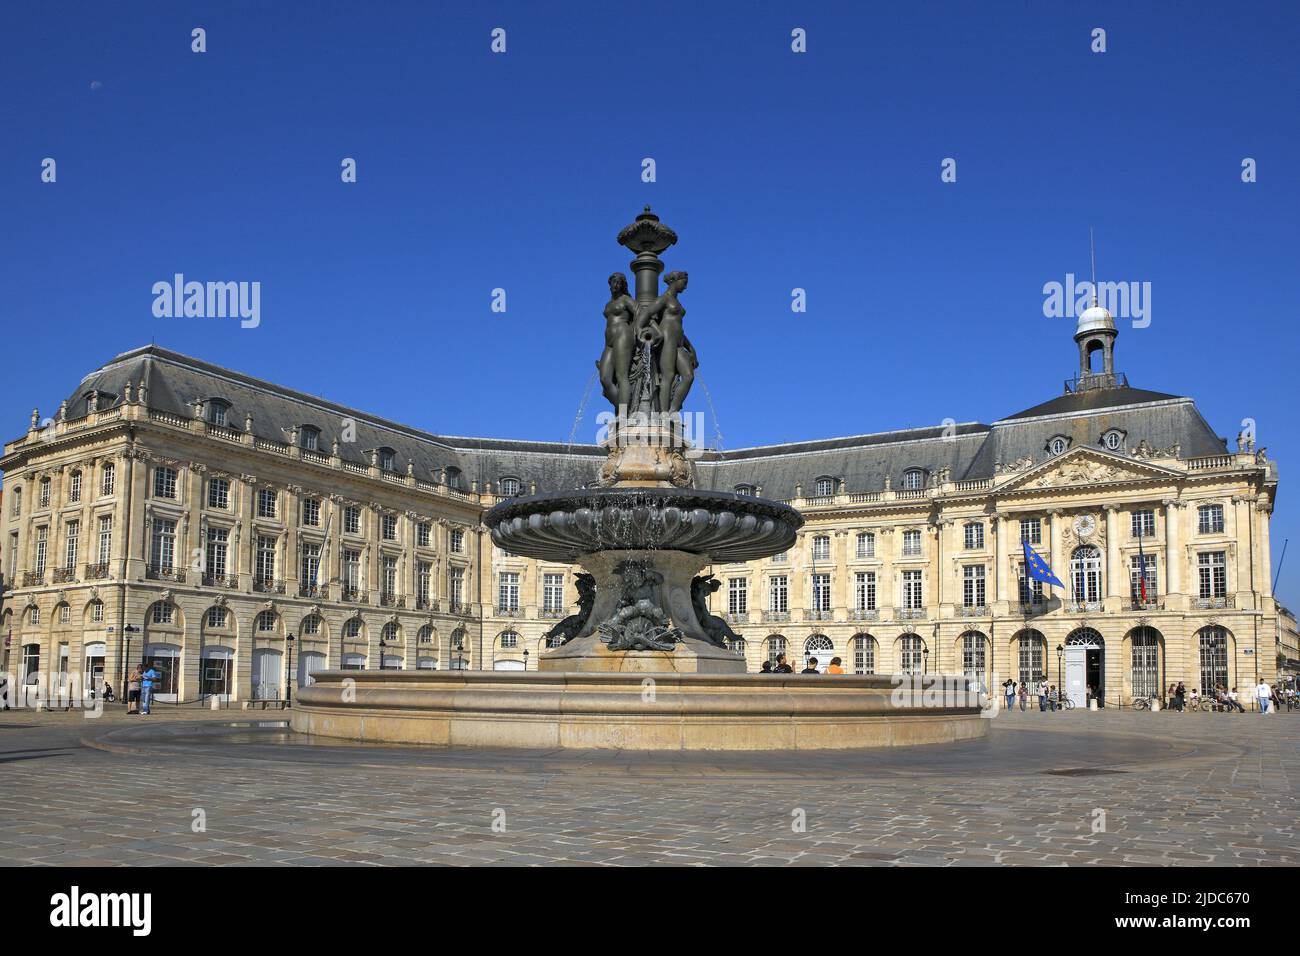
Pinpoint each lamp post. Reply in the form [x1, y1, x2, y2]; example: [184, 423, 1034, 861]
[1056, 644, 1064, 711]
[923, 647, 930, 675]
[455, 635, 465, 670]
[523, 649, 529, 672]
[377, 635, 385, 672]
[284, 632, 295, 707]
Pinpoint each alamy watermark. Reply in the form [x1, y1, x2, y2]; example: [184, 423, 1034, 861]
[152, 274, 260, 328]
[1042, 274, 1151, 328]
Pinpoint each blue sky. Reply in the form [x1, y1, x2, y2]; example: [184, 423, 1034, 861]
[2, 1, 1297, 602]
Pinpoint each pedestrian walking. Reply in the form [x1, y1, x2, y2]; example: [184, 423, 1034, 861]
[1037, 683, 1048, 711]
[140, 664, 161, 715]
[1174, 682, 1186, 713]
[1003, 679, 1016, 710]
[1017, 682, 1028, 711]
[1256, 679, 1273, 713]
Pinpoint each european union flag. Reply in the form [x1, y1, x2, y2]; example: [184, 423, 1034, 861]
[1022, 540, 1064, 588]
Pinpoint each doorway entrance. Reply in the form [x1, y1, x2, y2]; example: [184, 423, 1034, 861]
[1065, 629, 1105, 707]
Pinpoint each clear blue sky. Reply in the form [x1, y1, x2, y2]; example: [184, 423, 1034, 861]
[2, 1, 1297, 603]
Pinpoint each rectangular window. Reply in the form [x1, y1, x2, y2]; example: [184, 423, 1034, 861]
[543, 573, 565, 613]
[97, 515, 112, 565]
[208, 477, 230, 510]
[856, 532, 875, 558]
[257, 488, 277, 519]
[64, 521, 79, 569]
[728, 578, 748, 615]
[417, 522, 430, 547]
[1198, 551, 1227, 599]
[962, 565, 986, 608]
[450, 529, 464, 553]
[417, 561, 432, 604]
[382, 514, 397, 541]
[381, 556, 398, 596]
[1020, 518, 1041, 545]
[302, 498, 321, 527]
[68, 472, 81, 503]
[301, 543, 322, 590]
[39, 480, 51, 508]
[902, 569, 923, 609]
[963, 523, 984, 550]
[152, 603, 173, 624]
[92, 602, 104, 623]
[449, 566, 465, 607]
[902, 530, 922, 556]
[35, 526, 48, 574]
[344, 506, 360, 534]
[343, 549, 361, 589]
[1129, 553, 1159, 603]
[854, 571, 876, 611]
[1017, 564, 1044, 605]
[769, 575, 788, 613]
[811, 573, 831, 612]
[1198, 504, 1225, 535]
[1131, 509, 1156, 539]
[154, 467, 177, 499]
[101, 464, 115, 497]
[812, 536, 830, 561]
[498, 572, 519, 612]
[206, 528, 228, 579]
[255, 535, 276, 583]
[151, 519, 176, 571]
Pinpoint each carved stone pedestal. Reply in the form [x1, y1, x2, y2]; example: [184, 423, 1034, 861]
[538, 549, 745, 674]
[598, 419, 694, 488]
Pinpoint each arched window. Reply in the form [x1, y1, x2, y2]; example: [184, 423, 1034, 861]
[765, 635, 787, 666]
[381, 621, 400, 643]
[545, 632, 566, 649]
[851, 634, 877, 675]
[206, 399, 231, 427]
[1016, 630, 1046, 688]
[418, 624, 435, 644]
[902, 469, 926, 491]
[814, 477, 836, 497]
[255, 610, 278, 632]
[729, 637, 746, 656]
[300, 614, 321, 636]
[499, 477, 522, 498]
[205, 605, 229, 629]
[343, 618, 363, 639]
[961, 631, 988, 684]
[899, 634, 925, 673]
[1197, 626, 1230, 696]
[1070, 545, 1103, 606]
[1130, 627, 1162, 698]
[500, 630, 520, 649]
[1102, 429, 1125, 452]
[733, 484, 755, 497]
[1048, 435, 1069, 456]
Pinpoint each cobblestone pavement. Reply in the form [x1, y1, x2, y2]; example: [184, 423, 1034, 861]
[0, 704, 1296, 866]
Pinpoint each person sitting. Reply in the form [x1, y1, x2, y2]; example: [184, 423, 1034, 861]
[800, 657, 821, 674]
[826, 657, 845, 675]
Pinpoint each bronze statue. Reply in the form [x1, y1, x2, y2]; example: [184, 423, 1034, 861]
[634, 270, 692, 414]
[598, 559, 680, 651]
[540, 573, 596, 647]
[690, 574, 742, 649]
[597, 273, 638, 409]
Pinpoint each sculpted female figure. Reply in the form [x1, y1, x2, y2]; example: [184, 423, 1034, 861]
[638, 270, 690, 414]
[598, 273, 638, 409]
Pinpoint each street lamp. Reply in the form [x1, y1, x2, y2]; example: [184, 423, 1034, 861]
[377, 635, 385, 672]
[922, 647, 930, 675]
[523, 649, 530, 671]
[455, 636, 465, 670]
[1056, 644, 1064, 711]
[284, 632, 295, 707]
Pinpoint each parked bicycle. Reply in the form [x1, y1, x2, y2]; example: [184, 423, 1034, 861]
[1133, 695, 1160, 710]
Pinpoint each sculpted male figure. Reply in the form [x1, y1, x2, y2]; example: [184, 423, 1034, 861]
[598, 273, 638, 409]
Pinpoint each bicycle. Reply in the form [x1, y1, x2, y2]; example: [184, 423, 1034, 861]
[1133, 695, 1159, 710]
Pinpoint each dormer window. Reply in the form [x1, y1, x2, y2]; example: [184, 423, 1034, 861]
[902, 469, 926, 491]
[814, 477, 836, 497]
[206, 399, 231, 427]
[734, 484, 756, 497]
[378, 447, 396, 472]
[300, 426, 321, 452]
[445, 467, 463, 490]
[499, 477, 522, 498]
[1101, 429, 1125, 452]
[1047, 435, 1070, 456]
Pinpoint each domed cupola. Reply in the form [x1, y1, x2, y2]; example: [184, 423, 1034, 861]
[1073, 231, 1119, 389]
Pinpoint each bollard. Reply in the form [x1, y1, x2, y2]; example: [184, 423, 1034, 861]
[1089, 698, 1099, 711]
[1150, 698, 1161, 712]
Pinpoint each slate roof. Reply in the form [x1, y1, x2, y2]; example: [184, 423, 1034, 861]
[50, 346, 1232, 500]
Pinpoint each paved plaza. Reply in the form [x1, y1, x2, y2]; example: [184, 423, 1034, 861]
[0, 706, 1296, 866]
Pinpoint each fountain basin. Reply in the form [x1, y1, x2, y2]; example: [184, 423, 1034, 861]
[291, 670, 990, 751]
[485, 487, 803, 563]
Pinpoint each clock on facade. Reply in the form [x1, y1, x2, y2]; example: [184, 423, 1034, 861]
[1072, 514, 1097, 538]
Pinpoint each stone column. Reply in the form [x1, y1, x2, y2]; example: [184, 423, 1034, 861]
[1162, 499, 1181, 598]
[1256, 498, 1273, 599]
[994, 514, 1010, 606]
[1104, 505, 1122, 603]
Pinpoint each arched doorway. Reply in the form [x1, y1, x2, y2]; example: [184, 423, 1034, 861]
[83, 641, 106, 698]
[1013, 629, 1047, 694]
[251, 647, 282, 700]
[1127, 626, 1163, 700]
[1065, 628, 1105, 707]
[898, 633, 926, 674]
[202, 646, 235, 700]
[298, 649, 326, 687]
[960, 631, 989, 694]
[804, 634, 833, 672]
[1196, 625, 1233, 698]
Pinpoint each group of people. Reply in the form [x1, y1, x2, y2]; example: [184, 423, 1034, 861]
[124, 664, 162, 715]
[759, 654, 846, 674]
[1002, 680, 1064, 711]
[1166, 680, 1279, 713]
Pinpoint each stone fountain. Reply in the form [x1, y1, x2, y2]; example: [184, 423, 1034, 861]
[291, 208, 987, 750]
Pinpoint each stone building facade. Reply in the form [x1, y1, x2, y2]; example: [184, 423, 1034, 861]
[0, 312, 1282, 707]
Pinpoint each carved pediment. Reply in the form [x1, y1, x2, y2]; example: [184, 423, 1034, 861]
[1000, 447, 1178, 494]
